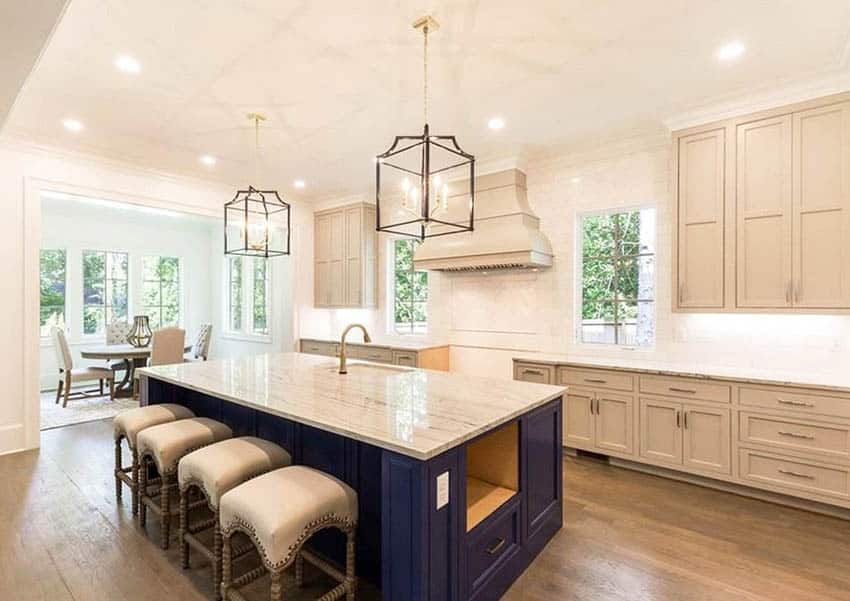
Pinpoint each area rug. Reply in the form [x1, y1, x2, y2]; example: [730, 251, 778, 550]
[40, 390, 138, 430]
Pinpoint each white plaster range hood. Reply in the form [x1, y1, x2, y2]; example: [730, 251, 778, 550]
[413, 169, 553, 271]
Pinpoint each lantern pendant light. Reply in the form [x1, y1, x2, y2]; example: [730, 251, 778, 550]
[375, 15, 475, 241]
[224, 113, 291, 257]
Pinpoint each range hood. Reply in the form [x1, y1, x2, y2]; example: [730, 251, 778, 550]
[413, 168, 553, 271]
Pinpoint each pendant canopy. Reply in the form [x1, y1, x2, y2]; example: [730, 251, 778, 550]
[375, 16, 475, 241]
[224, 113, 291, 257]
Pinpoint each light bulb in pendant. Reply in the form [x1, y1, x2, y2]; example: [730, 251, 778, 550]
[441, 183, 449, 211]
[401, 178, 411, 208]
[410, 187, 419, 212]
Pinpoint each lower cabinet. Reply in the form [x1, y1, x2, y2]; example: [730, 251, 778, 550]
[639, 398, 731, 475]
[564, 387, 633, 456]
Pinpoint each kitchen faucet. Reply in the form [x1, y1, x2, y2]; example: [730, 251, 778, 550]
[339, 324, 372, 374]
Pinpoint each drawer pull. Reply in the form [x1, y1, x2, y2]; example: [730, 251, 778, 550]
[777, 469, 815, 480]
[778, 431, 815, 440]
[523, 369, 544, 376]
[584, 378, 607, 384]
[777, 399, 815, 408]
[669, 387, 697, 394]
[486, 538, 506, 556]
[676, 410, 681, 428]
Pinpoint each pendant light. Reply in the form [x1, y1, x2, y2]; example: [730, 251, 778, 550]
[375, 15, 475, 240]
[224, 113, 291, 257]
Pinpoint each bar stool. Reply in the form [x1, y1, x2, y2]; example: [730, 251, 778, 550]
[219, 466, 358, 601]
[178, 437, 293, 599]
[136, 417, 233, 549]
[113, 404, 195, 515]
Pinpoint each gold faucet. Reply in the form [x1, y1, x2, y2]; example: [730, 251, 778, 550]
[339, 323, 372, 374]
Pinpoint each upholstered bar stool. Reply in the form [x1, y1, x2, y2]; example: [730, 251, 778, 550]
[136, 418, 233, 549]
[178, 437, 292, 599]
[113, 404, 195, 515]
[219, 466, 359, 601]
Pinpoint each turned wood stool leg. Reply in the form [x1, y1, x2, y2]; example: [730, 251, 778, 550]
[295, 552, 304, 587]
[213, 515, 223, 600]
[161, 473, 171, 549]
[270, 570, 283, 601]
[139, 456, 148, 528]
[179, 487, 189, 568]
[221, 532, 232, 601]
[131, 449, 140, 516]
[346, 530, 357, 601]
[114, 438, 122, 502]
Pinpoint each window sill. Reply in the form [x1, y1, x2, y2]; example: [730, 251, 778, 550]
[220, 332, 272, 344]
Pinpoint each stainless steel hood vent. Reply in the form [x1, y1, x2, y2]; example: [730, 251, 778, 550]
[413, 169, 553, 271]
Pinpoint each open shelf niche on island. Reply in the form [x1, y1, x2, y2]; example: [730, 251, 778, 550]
[465, 421, 519, 531]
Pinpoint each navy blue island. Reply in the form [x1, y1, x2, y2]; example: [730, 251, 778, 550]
[139, 352, 565, 601]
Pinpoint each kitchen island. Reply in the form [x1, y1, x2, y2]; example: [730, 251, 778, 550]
[139, 352, 565, 601]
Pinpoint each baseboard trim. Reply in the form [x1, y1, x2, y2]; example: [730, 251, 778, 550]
[0, 424, 26, 456]
[604, 455, 850, 521]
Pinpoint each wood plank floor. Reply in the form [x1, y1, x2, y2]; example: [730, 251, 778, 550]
[2, 420, 849, 601]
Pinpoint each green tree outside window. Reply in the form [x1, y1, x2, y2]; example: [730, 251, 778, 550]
[40, 249, 66, 337]
[253, 259, 268, 335]
[83, 250, 128, 335]
[142, 256, 180, 329]
[394, 239, 428, 334]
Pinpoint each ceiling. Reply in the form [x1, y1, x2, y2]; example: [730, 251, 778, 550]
[4, 0, 850, 200]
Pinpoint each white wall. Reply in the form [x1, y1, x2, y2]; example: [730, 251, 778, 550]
[298, 138, 850, 381]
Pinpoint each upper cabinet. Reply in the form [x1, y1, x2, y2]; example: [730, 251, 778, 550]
[314, 202, 377, 308]
[673, 92, 850, 313]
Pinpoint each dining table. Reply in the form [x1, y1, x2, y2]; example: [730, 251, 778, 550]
[80, 343, 192, 398]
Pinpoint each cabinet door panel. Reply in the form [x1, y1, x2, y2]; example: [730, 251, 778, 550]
[563, 389, 594, 449]
[683, 405, 730, 474]
[792, 102, 850, 308]
[677, 129, 725, 308]
[345, 207, 363, 305]
[736, 116, 793, 308]
[639, 398, 682, 465]
[328, 212, 345, 306]
[594, 393, 633, 455]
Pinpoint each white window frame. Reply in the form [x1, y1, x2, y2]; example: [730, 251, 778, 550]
[222, 256, 272, 343]
[386, 238, 428, 336]
[575, 205, 657, 350]
[140, 255, 183, 329]
[81, 249, 130, 339]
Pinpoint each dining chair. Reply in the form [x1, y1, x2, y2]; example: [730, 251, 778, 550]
[134, 327, 185, 397]
[106, 319, 133, 376]
[185, 323, 212, 362]
[51, 327, 115, 407]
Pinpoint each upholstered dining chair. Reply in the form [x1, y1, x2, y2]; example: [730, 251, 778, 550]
[51, 327, 115, 407]
[185, 323, 212, 362]
[106, 319, 133, 376]
[133, 327, 185, 398]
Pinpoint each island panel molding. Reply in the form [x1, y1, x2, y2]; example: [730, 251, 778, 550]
[514, 355, 850, 515]
[672, 90, 850, 313]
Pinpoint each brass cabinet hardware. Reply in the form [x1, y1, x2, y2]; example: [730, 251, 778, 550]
[778, 431, 815, 440]
[778, 469, 815, 480]
[486, 538, 506, 555]
[676, 410, 681, 428]
[584, 378, 607, 384]
[777, 399, 815, 408]
[669, 387, 697, 394]
[683, 411, 689, 429]
[523, 369, 544, 376]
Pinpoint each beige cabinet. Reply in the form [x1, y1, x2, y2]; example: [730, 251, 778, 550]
[736, 115, 793, 308]
[563, 388, 595, 449]
[299, 339, 450, 370]
[639, 398, 682, 465]
[314, 203, 377, 308]
[562, 387, 633, 456]
[675, 128, 726, 309]
[792, 102, 850, 308]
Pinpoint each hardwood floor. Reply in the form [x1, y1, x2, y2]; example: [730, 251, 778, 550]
[2, 420, 849, 601]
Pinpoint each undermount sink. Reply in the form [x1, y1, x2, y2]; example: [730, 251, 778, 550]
[331, 363, 410, 375]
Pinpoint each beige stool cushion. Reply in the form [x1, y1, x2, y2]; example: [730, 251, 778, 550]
[220, 466, 358, 569]
[113, 403, 195, 449]
[178, 437, 292, 510]
[137, 418, 232, 474]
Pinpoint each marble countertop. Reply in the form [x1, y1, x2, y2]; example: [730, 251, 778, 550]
[299, 336, 448, 352]
[513, 352, 850, 392]
[140, 352, 565, 460]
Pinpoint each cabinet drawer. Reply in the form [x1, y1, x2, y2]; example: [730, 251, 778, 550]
[300, 340, 338, 357]
[739, 449, 850, 500]
[739, 386, 850, 420]
[739, 412, 850, 460]
[559, 367, 634, 392]
[466, 501, 520, 594]
[393, 350, 418, 367]
[640, 375, 730, 403]
[349, 345, 394, 363]
[514, 362, 555, 384]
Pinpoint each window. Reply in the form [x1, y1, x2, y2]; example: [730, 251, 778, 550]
[393, 239, 428, 334]
[83, 250, 128, 335]
[142, 256, 180, 329]
[225, 256, 270, 338]
[579, 208, 655, 347]
[39, 249, 66, 336]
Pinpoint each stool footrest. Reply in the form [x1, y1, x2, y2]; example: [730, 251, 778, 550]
[188, 516, 216, 534]
[232, 565, 266, 588]
[184, 532, 216, 562]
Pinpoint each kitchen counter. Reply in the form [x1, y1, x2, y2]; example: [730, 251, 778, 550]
[140, 352, 564, 460]
[513, 352, 850, 392]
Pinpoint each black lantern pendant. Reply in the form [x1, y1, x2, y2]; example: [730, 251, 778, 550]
[224, 113, 291, 257]
[375, 16, 475, 241]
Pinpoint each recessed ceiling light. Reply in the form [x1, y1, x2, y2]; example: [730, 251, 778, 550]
[716, 41, 745, 62]
[199, 155, 217, 166]
[115, 54, 141, 73]
[570, 176, 582, 184]
[488, 117, 505, 130]
[294, 179, 306, 189]
[62, 118, 84, 132]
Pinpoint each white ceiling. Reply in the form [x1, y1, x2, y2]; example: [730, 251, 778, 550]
[4, 0, 850, 200]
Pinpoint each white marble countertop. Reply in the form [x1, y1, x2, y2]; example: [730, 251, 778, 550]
[140, 352, 565, 460]
[513, 352, 850, 392]
[299, 336, 449, 352]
